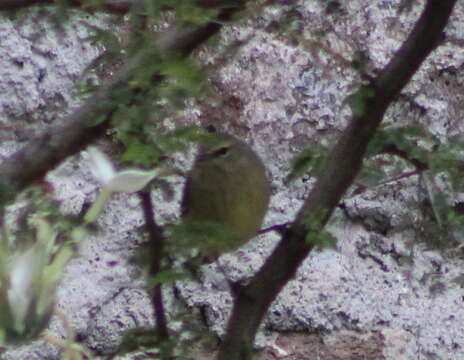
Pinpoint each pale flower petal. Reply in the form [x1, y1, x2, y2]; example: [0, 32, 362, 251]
[87, 147, 116, 184]
[7, 245, 46, 332]
[106, 169, 159, 193]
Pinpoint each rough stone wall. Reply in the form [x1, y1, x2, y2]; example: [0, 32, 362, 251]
[1, 1, 464, 359]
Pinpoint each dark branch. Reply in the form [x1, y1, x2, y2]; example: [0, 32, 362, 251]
[379, 143, 428, 171]
[0, 0, 138, 14]
[217, 1, 458, 359]
[0, 0, 238, 14]
[138, 190, 169, 339]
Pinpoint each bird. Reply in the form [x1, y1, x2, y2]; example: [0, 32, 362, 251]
[181, 131, 271, 262]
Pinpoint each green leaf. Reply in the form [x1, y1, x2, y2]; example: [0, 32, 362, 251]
[159, 126, 209, 153]
[366, 124, 427, 157]
[120, 137, 163, 166]
[288, 144, 328, 180]
[428, 139, 464, 189]
[117, 328, 161, 356]
[146, 269, 186, 289]
[167, 220, 239, 256]
[302, 208, 335, 248]
[158, 58, 206, 105]
[356, 160, 389, 186]
[305, 230, 335, 249]
[348, 86, 376, 117]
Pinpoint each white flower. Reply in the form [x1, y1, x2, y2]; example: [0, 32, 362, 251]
[0, 218, 73, 345]
[7, 244, 45, 333]
[84, 147, 161, 223]
[87, 147, 159, 193]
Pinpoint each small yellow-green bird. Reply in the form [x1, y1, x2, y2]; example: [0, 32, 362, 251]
[181, 132, 271, 261]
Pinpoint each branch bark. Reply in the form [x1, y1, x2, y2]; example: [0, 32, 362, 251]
[0, 0, 234, 14]
[0, 0, 138, 14]
[217, 1, 458, 359]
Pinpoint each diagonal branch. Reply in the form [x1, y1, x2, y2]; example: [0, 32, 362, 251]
[0, 0, 236, 14]
[217, 1, 458, 359]
[0, 0, 139, 14]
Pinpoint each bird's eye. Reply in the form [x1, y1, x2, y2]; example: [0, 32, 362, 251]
[213, 146, 230, 157]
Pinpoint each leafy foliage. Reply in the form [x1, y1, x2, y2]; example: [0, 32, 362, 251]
[4, 186, 77, 251]
[348, 86, 376, 117]
[357, 125, 427, 186]
[366, 124, 428, 157]
[0, 188, 76, 346]
[302, 208, 335, 249]
[167, 219, 241, 258]
[428, 138, 464, 189]
[109, 54, 207, 165]
[288, 144, 328, 180]
[356, 125, 464, 251]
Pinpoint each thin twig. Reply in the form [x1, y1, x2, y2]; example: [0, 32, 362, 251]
[138, 190, 169, 339]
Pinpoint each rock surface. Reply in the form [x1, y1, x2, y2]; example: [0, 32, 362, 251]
[1, 2, 464, 359]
